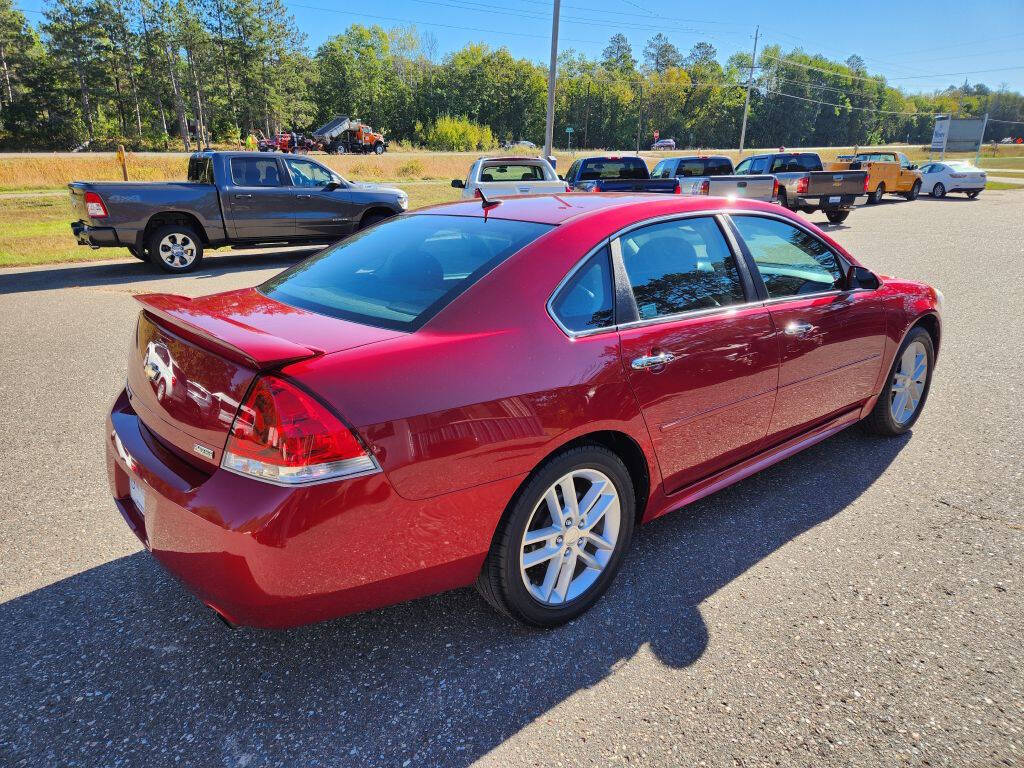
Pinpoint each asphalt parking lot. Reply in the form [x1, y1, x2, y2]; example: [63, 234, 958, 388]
[1, 192, 1021, 767]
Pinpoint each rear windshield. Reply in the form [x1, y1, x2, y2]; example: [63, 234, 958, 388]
[577, 157, 649, 181]
[480, 164, 545, 182]
[261, 215, 554, 331]
[770, 154, 822, 172]
[668, 157, 734, 178]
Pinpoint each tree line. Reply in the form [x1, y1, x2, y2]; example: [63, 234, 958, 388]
[1, 0, 1022, 151]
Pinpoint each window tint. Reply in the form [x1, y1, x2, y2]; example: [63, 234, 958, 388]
[578, 157, 649, 181]
[620, 217, 745, 321]
[231, 157, 282, 187]
[769, 154, 821, 173]
[705, 157, 733, 176]
[480, 163, 544, 182]
[285, 157, 335, 187]
[750, 157, 770, 174]
[550, 247, 614, 333]
[262, 215, 553, 331]
[732, 216, 844, 298]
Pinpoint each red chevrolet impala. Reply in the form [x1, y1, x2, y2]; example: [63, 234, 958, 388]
[105, 194, 941, 628]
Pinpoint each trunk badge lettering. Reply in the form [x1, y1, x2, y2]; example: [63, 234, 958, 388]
[194, 444, 215, 460]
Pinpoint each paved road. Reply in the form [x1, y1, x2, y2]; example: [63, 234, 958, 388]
[0, 193, 1021, 767]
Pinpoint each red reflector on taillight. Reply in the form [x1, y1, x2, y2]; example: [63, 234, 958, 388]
[699, 179, 710, 195]
[796, 176, 808, 194]
[222, 375, 376, 484]
[84, 191, 108, 218]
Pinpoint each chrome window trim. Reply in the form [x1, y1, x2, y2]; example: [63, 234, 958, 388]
[615, 298, 767, 331]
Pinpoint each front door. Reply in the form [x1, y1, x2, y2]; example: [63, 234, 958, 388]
[283, 156, 357, 239]
[728, 214, 887, 444]
[223, 155, 295, 241]
[616, 215, 780, 494]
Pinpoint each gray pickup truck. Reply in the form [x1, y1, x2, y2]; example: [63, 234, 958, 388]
[650, 155, 777, 201]
[734, 152, 867, 224]
[70, 151, 408, 272]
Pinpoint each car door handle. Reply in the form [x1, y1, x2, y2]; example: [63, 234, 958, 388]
[631, 351, 676, 370]
[234, 193, 253, 199]
[295, 194, 312, 199]
[784, 321, 816, 336]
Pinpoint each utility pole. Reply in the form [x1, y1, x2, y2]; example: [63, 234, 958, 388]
[543, 0, 561, 158]
[738, 25, 759, 154]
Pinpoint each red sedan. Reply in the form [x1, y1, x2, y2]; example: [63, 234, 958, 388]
[105, 194, 941, 628]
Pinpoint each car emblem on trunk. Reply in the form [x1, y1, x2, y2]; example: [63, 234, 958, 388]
[193, 444, 215, 460]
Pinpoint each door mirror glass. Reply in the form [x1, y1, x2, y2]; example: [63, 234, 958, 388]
[451, 179, 465, 188]
[324, 180, 340, 191]
[846, 265, 879, 290]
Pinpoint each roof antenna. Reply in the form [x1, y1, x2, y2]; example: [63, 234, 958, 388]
[477, 187, 501, 210]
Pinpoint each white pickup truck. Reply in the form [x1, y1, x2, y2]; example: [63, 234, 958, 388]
[452, 156, 569, 199]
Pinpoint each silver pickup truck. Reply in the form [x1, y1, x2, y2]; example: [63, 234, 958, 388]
[452, 156, 568, 199]
[734, 152, 868, 225]
[650, 155, 777, 201]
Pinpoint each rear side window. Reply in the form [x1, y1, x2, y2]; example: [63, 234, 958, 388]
[550, 247, 614, 333]
[480, 164, 544, 182]
[188, 155, 214, 184]
[231, 157, 282, 187]
[262, 215, 553, 331]
[619, 217, 746, 320]
[731, 215, 843, 298]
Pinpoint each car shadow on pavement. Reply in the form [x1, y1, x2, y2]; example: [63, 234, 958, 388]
[0, 428, 909, 767]
[0, 247, 321, 296]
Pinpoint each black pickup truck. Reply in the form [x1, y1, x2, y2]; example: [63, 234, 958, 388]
[563, 156, 680, 193]
[70, 151, 408, 272]
[734, 152, 868, 224]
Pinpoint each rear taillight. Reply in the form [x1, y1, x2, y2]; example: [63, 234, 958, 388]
[863, 175, 870, 193]
[796, 176, 808, 195]
[673, 180, 682, 194]
[772, 177, 779, 200]
[222, 375, 378, 485]
[85, 191, 108, 218]
[699, 179, 710, 195]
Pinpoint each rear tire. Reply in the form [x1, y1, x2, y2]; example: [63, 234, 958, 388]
[868, 182, 885, 204]
[476, 445, 635, 627]
[146, 223, 204, 274]
[932, 182, 946, 198]
[825, 210, 849, 225]
[862, 326, 935, 436]
[776, 189, 789, 210]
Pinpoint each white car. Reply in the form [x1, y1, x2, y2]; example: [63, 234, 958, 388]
[452, 156, 568, 199]
[918, 160, 987, 199]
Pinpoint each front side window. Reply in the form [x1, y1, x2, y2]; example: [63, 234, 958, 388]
[619, 217, 746, 321]
[734, 158, 751, 174]
[898, 153, 911, 169]
[651, 160, 672, 179]
[549, 247, 614, 333]
[230, 157, 282, 187]
[262, 215, 553, 331]
[731, 215, 844, 298]
[285, 157, 335, 188]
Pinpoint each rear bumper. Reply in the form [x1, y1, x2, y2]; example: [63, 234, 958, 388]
[105, 389, 516, 627]
[72, 220, 121, 248]
[795, 194, 858, 211]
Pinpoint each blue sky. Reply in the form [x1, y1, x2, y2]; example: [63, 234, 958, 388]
[17, 0, 1024, 92]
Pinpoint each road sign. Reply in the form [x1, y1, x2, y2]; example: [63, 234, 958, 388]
[930, 116, 950, 156]
[565, 126, 574, 133]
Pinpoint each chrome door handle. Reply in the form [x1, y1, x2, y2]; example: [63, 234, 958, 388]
[295, 193, 312, 199]
[784, 320, 815, 336]
[234, 193, 253, 199]
[631, 351, 676, 370]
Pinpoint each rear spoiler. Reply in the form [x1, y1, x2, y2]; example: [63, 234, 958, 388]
[134, 293, 322, 370]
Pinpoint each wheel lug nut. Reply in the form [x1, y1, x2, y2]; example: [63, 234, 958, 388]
[578, 518, 585, 528]
[564, 518, 573, 528]
[555, 535, 563, 546]
[563, 549, 571, 557]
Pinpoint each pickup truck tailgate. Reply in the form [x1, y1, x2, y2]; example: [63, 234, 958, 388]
[806, 170, 867, 198]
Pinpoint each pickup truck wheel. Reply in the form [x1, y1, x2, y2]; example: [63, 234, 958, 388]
[825, 210, 849, 224]
[148, 224, 204, 273]
[903, 180, 921, 201]
[776, 189, 789, 210]
[931, 182, 946, 198]
[868, 182, 885, 204]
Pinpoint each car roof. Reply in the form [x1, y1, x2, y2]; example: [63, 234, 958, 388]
[415, 193, 782, 226]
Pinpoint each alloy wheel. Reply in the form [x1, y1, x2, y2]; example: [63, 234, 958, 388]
[890, 340, 928, 425]
[519, 468, 621, 606]
[158, 232, 197, 269]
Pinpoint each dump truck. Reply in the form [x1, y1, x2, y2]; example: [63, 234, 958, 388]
[312, 115, 388, 155]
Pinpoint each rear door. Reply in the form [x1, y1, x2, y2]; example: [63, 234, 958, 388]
[616, 215, 779, 493]
[222, 155, 296, 240]
[283, 156, 356, 239]
[728, 213, 886, 444]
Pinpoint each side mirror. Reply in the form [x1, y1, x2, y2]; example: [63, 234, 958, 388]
[324, 181, 340, 191]
[846, 265, 880, 291]
[557, 174, 565, 181]
[451, 179, 465, 189]
[909, 164, 918, 170]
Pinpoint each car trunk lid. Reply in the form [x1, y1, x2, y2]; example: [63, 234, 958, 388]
[127, 289, 403, 471]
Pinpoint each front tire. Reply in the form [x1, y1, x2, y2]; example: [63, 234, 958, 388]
[903, 180, 921, 201]
[967, 190, 981, 199]
[147, 223, 204, 274]
[476, 445, 636, 627]
[862, 326, 935, 436]
[932, 182, 946, 198]
[825, 210, 849, 224]
[373, 141, 385, 155]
